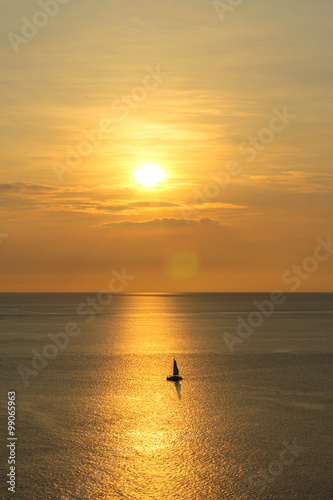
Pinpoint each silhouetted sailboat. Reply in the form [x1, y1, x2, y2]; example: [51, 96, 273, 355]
[167, 358, 183, 381]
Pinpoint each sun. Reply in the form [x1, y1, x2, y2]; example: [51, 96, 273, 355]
[134, 163, 167, 187]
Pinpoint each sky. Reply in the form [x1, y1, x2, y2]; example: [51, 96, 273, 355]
[0, 0, 332, 292]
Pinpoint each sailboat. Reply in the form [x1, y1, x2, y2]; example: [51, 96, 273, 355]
[167, 358, 183, 381]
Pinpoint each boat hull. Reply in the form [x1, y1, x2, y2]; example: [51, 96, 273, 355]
[166, 375, 183, 381]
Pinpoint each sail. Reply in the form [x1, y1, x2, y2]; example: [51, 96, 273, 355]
[173, 359, 179, 376]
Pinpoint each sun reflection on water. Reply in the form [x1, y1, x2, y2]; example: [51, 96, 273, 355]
[80, 295, 233, 499]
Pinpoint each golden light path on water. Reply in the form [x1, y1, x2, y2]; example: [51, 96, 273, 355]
[85, 295, 240, 499]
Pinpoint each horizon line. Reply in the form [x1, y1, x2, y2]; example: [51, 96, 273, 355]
[0, 291, 332, 295]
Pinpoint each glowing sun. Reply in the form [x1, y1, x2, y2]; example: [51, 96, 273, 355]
[134, 163, 167, 187]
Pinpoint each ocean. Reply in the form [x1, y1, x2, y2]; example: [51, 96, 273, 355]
[0, 293, 332, 499]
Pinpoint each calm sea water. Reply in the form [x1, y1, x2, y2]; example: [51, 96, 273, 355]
[0, 293, 332, 499]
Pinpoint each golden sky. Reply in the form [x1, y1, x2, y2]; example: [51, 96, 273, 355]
[1, 0, 332, 291]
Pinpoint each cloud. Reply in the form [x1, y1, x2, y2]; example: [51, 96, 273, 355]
[0, 182, 57, 193]
[130, 201, 180, 208]
[0, 183, 186, 217]
[248, 171, 333, 193]
[101, 217, 220, 228]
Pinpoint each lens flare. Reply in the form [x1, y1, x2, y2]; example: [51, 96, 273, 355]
[168, 252, 200, 280]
